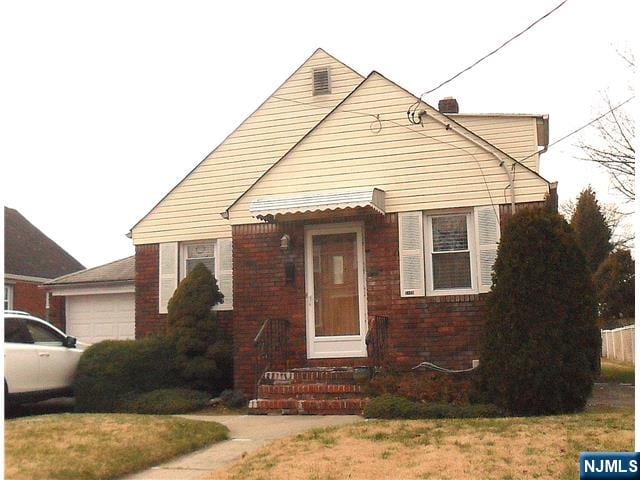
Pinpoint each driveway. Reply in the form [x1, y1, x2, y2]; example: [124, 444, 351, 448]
[122, 414, 363, 480]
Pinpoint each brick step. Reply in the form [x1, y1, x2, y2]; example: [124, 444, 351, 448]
[262, 367, 363, 385]
[258, 383, 365, 399]
[248, 397, 368, 415]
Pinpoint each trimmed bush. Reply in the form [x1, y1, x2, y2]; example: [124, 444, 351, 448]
[74, 337, 182, 412]
[368, 370, 472, 405]
[478, 208, 599, 415]
[364, 395, 503, 419]
[364, 395, 420, 419]
[118, 389, 211, 414]
[167, 263, 233, 393]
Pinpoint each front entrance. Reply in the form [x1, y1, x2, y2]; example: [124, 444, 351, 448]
[304, 223, 367, 358]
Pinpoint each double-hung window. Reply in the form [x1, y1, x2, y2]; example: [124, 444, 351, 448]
[182, 241, 216, 279]
[426, 213, 475, 293]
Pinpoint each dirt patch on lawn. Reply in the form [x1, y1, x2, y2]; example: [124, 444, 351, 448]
[210, 410, 633, 480]
[587, 383, 634, 411]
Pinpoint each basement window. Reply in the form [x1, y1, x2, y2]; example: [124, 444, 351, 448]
[313, 67, 331, 95]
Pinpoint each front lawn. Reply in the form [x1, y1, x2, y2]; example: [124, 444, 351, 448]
[211, 409, 633, 480]
[5, 413, 228, 480]
[600, 359, 635, 384]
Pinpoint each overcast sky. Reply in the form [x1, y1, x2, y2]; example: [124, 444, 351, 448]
[1, 0, 635, 269]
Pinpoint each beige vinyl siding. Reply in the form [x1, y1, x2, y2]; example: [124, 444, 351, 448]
[452, 115, 541, 171]
[131, 49, 363, 245]
[229, 73, 549, 225]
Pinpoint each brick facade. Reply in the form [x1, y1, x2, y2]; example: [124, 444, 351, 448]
[135, 201, 550, 396]
[232, 210, 488, 395]
[135, 243, 233, 339]
[47, 295, 66, 331]
[10, 280, 47, 318]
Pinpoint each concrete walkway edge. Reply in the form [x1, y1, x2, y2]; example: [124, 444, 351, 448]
[121, 414, 363, 480]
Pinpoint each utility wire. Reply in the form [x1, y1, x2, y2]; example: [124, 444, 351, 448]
[419, 0, 569, 98]
[518, 96, 635, 162]
[272, 94, 501, 216]
[407, 0, 569, 124]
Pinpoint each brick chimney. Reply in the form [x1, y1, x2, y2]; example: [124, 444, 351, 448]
[438, 97, 459, 114]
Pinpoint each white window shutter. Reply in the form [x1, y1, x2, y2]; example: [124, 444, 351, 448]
[398, 211, 425, 297]
[158, 242, 178, 314]
[215, 238, 233, 310]
[474, 205, 501, 292]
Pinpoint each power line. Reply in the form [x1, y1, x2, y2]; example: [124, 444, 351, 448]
[418, 0, 569, 98]
[272, 93, 501, 216]
[407, 0, 569, 125]
[518, 96, 635, 162]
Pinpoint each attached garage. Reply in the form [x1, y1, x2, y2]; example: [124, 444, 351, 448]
[66, 291, 135, 343]
[45, 256, 135, 344]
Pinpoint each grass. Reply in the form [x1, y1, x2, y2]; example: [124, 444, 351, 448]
[5, 413, 229, 480]
[210, 409, 634, 480]
[599, 359, 635, 384]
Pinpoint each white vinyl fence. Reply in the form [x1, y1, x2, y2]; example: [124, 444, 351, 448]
[601, 325, 635, 364]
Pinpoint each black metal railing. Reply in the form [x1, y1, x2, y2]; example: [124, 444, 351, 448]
[366, 315, 389, 369]
[254, 318, 289, 397]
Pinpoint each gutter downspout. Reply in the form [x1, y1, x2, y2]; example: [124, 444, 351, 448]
[421, 112, 516, 214]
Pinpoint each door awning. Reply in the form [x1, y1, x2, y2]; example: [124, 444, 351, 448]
[250, 188, 386, 220]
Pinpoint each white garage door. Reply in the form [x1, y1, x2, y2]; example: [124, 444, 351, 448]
[66, 293, 135, 344]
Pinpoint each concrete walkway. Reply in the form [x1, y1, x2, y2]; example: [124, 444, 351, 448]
[122, 414, 363, 480]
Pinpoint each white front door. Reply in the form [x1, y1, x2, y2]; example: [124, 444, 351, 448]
[305, 223, 367, 359]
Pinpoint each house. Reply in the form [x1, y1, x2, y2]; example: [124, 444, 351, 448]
[130, 49, 554, 413]
[44, 256, 135, 344]
[4, 207, 84, 323]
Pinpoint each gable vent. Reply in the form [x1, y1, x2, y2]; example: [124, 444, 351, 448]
[313, 67, 330, 95]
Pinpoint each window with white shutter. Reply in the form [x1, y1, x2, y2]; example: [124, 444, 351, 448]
[215, 238, 233, 310]
[398, 212, 425, 297]
[158, 242, 178, 314]
[474, 205, 501, 293]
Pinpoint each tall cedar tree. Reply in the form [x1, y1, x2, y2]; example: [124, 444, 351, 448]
[594, 249, 635, 326]
[479, 208, 599, 415]
[570, 187, 613, 272]
[167, 263, 232, 393]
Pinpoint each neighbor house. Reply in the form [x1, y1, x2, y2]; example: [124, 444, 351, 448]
[4, 207, 84, 323]
[130, 49, 554, 413]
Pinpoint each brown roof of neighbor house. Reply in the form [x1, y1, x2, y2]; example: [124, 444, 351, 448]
[45, 256, 134, 286]
[4, 207, 85, 279]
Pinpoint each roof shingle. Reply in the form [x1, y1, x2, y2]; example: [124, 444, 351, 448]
[45, 256, 134, 285]
[4, 207, 85, 279]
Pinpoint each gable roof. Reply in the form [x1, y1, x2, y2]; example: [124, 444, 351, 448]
[225, 71, 550, 220]
[4, 207, 84, 279]
[130, 48, 364, 245]
[45, 256, 134, 286]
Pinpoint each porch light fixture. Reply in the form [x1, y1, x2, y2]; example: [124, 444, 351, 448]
[280, 234, 291, 251]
